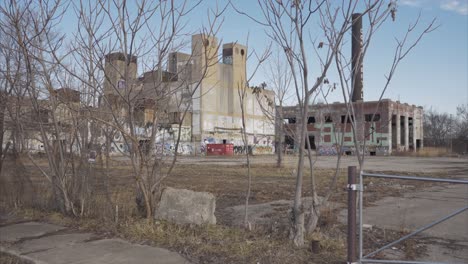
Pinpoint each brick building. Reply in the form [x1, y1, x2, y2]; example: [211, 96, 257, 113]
[280, 99, 424, 155]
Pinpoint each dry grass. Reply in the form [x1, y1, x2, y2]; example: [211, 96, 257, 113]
[394, 147, 452, 157]
[361, 226, 427, 261]
[9, 207, 344, 264]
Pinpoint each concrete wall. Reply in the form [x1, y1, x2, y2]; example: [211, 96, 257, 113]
[189, 35, 275, 151]
[103, 53, 138, 96]
[100, 35, 275, 155]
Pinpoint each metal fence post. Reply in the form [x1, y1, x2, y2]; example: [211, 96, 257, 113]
[347, 166, 357, 263]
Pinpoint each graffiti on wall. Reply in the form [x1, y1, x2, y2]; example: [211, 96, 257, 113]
[155, 143, 194, 156]
[318, 145, 340, 156]
[199, 135, 274, 155]
[317, 144, 390, 156]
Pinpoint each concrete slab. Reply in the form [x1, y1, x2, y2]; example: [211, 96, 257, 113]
[10, 233, 93, 254]
[1, 221, 190, 264]
[422, 240, 468, 263]
[338, 183, 467, 263]
[0, 222, 65, 242]
[25, 238, 190, 264]
[361, 184, 467, 241]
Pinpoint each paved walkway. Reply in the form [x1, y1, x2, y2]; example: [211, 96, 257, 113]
[0, 221, 191, 264]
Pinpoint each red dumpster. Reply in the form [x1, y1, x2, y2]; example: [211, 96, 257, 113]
[206, 144, 234, 156]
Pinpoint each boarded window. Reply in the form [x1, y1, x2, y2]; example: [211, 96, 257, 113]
[324, 135, 331, 142]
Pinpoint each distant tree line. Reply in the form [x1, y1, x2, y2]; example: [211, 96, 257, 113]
[424, 104, 468, 152]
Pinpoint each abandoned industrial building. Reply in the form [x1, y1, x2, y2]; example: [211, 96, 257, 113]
[0, 12, 427, 158]
[1, 24, 427, 157]
[1, 34, 276, 155]
[280, 100, 424, 156]
[101, 34, 275, 155]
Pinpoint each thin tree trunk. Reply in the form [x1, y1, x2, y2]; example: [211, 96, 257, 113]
[305, 135, 320, 234]
[291, 97, 309, 246]
[276, 105, 284, 168]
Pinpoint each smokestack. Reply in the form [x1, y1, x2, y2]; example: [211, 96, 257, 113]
[351, 13, 363, 102]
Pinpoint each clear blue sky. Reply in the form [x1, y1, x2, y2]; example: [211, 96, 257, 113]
[60, 0, 467, 115]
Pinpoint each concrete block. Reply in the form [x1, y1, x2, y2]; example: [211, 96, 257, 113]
[155, 187, 216, 225]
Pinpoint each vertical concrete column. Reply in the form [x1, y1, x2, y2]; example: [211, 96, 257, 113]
[387, 109, 392, 154]
[420, 108, 424, 149]
[420, 113, 424, 149]
[404, 115, 409, 151]
[396, 114, 401, 151]
[412, 113, 417, 152]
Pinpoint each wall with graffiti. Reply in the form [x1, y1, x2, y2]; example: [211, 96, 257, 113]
[312, 122, 391, 156]
[199, 133, 274, 155]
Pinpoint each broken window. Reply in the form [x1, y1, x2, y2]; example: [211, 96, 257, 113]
[341, 115, 354, 124]
[117, 79, 126, 89]
[365, 113, 381, 122]
[324, 115, 333, 123]
[284, 135, 294, 147]
[222, 48, 233, 65]
[286, 117, 296, 124]
[307, 116, 316, 124]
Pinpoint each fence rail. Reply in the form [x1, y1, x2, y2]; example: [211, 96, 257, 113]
[361, 172, 468, 184]
[347, 166, 468, 264]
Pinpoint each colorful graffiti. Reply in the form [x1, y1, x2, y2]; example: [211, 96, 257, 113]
[252, 146, 273, 155]
[318, 145, 340, 156]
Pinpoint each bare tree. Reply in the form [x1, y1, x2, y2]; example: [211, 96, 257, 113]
[235, 0, 435, 246]
[333, 6, 437, 169]
[455, 104, 468, 140]
[59, 0, 228, 220]
[234, 0, 359, 246]
[262, 50, 293, 168]
[236, 42, 271, 228]
[0, 0, 94, 215]
[423, 108, 454, 147]
[1, 0, 227, 220]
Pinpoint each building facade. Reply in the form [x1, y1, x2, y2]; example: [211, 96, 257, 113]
[101, 34, 275, 155]
[280, 99, 424, 156]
